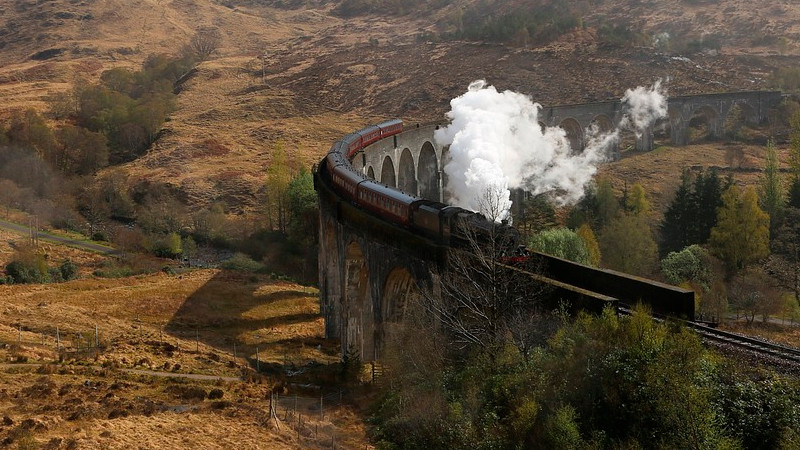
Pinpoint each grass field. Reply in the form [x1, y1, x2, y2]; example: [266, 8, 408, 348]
[0, 268, 370, 449]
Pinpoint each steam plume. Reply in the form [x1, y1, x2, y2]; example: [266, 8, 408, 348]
[434, 79, 667, 220]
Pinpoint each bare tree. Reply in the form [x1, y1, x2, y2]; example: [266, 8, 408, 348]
[419, 186, 548, 354]
[186, 28, 222, 61]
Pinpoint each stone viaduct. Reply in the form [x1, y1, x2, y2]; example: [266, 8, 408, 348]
[317, 91, 781, 361]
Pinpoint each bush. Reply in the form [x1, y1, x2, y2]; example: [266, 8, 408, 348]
[59, 259, 79, 281]
[220, 253, 264, 272]
[5, 258, 49, 284]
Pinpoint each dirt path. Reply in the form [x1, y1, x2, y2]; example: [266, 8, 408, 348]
[0, 218, 120, 255]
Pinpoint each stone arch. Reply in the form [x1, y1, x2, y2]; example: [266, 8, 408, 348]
[367, 166, 375, 180]
[724, 102, 757, 140]
[588, 115, 613, 135]
[587, 115, 617, 153]
[418, 141, 439, 200]
[345, 240, 372, 361]
[380, 155, 396, 188]
[377, 266, 421, 359]
[688, 105, 720, 143]
[559, 118, 584, 153]
[652, 116, 671, 147]
[397, 148, 417, 195]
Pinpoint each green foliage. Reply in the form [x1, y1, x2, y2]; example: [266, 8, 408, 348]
[220, 253, 264, 272]
[713, 370, 800, 449]
[660, 244, 713, 288]
[286, 168, 317, 244]
[710, 185, 770, 277]
[516, 194, 557, 238]
[760, 139, 785, 239]
[151, 232, 183, 259]
[452, 3, 580, 46]
[576, 224, 601, 267]
[597, 23, 648, 47]
[624, 183, 650, 217]
[264, 143, 292, 232]
[5, 258, 49, 284]
[59, 259, 79, 281]
[660, 168, 727, 256]
[73, 55, 192, 163]
[374, 307, 800, 449]
[599, 214, 658, 276]
[528, 227, 591, 265]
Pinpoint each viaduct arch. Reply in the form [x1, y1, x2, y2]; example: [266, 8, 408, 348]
[317, 91, 778, 361]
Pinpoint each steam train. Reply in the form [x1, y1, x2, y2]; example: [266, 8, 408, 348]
[317, 119, 695, 320]
[322, 119, 518, 249]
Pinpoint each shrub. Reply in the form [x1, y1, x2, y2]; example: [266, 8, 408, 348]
[59, 259, 79, 281]
[5, 257, 49, 284]
[220, 253, 264, 272]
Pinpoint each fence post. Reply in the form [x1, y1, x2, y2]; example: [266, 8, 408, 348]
[320, 395, 323, 421]
[95, 324, 99, 348]
[56, 327, 61, 352]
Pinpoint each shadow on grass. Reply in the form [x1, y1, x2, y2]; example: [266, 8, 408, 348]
[164, 270, 338, 373]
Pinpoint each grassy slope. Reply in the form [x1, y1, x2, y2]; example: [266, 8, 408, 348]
[0, 269, 372, 448]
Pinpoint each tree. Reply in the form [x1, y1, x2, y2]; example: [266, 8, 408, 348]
[660, 244, 713, 288]
[709, 185, 770, 278]
[625, 183, 650, 217]
[528, 227, 591, 265]
[421, 187, 545, 354]
[576, 223, 601, 267]
[287, 168, 318, 245]
[599, 214, 658, 276]
[263, 143, 292, 232]
[692, 168, 726, 244]
[769, 207, 800, 304]
[55, 124, 109, 175]
[660, 168, 727, 256]
[186, 28, 222, 61]
[595, 177, 620, 227]
[760, 139, 784, 239]
[790, 109, 800, 176]
[660, 169, 694, 255]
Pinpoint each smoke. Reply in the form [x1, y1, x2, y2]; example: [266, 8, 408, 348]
[434, 79, 667, 220]
[619, 78, 668, 139]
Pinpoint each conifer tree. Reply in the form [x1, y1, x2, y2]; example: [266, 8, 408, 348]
[660, 169, 694, 256]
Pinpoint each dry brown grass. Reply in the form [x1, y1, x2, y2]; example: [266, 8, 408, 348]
[0, 269, 368, 449]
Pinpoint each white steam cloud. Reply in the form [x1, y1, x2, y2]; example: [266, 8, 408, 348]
[434, 79, 667, 220]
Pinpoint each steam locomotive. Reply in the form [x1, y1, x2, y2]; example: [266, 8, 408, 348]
[321, 119, 519, 249]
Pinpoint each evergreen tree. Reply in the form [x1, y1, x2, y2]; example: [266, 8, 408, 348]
[693, 168, 726, 244]
[660, 169, 694, 256]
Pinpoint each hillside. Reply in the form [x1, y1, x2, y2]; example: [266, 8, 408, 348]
[1, 0, 799, 212]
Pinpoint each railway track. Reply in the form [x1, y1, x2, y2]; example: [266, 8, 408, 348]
[618, 305, 800, 366]
[687, 321, 800, 364]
